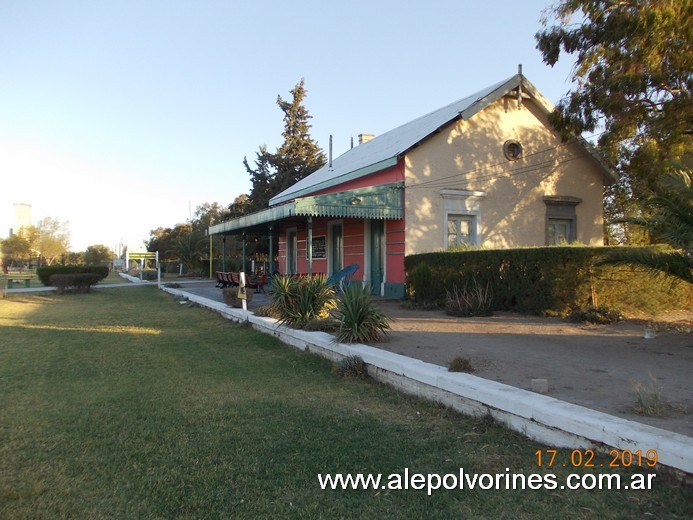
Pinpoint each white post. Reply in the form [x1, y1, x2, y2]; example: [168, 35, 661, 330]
[240, 272, 247, 312]
[156, 251, 161, 289]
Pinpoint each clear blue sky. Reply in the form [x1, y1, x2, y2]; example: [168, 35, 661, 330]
[0, 0, 577, 252]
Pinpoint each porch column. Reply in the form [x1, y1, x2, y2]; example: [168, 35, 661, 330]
[307, 217, 313, 276]
[268, 224, 274, 275]
[242, 232, 247, 273]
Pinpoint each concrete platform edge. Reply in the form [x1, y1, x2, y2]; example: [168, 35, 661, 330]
[163, 286, 693, 475]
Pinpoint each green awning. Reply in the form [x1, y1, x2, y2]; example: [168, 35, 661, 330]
[294, 183, 403, 220]
[209, 182, 403, 236]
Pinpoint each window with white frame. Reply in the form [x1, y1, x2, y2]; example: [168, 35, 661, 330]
[447, 214, 475, 248]
[440, 189, 485, 249]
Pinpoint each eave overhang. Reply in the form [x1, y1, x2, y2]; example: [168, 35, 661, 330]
[269, 157, 398, 206]
[209, 182, 404, 236]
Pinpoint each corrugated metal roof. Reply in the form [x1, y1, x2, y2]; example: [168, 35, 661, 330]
[208, 183, 404, 235]
[209, 73, 616, 237]
[294, 182, 403, 220]
[270, 74, 532, 205]
[208, 203, 296, 235]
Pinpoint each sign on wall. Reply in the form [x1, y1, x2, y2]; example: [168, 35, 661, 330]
[307, 235, 326, 259]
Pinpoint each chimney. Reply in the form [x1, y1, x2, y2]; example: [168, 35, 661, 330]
[358, 133, 375, 145]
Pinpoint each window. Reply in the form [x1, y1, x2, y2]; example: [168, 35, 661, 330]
[440, 189, 484, 249]
[503, 140, 523, 161]
[544, 196, 581, 245]
[447, 214, 474, 248]
[547, 218, 572, 245]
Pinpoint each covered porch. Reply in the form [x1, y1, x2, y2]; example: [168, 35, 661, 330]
[208, 182, 406, 297]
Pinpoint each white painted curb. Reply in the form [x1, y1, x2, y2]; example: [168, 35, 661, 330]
[162, 286, 693, 475]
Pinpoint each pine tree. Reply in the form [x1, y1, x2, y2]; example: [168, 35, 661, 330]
[244, 145, 275, 213]
[242, 79, 326, 214]
[271, 79, 327, 196]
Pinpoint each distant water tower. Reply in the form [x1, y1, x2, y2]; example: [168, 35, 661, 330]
[12, 203, 32, 234]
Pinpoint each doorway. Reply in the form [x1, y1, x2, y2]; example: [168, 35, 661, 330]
[329, 222, 343, 275]
[286, 229, 297, 274]
[369, 220, 385, 295]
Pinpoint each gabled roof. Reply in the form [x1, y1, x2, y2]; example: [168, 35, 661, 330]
[270, 73, 578, 206]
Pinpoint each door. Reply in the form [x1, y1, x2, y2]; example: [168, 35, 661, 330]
[329, 223, 343, 275]
[369, 220, 385, 295]
[287, 230, 297, 274]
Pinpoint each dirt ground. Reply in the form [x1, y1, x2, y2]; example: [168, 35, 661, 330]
[372, 301, 692, 437]
[166, 281, 692, 438]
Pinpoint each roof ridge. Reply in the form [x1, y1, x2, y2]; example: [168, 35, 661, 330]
[269, 74, 525, 206]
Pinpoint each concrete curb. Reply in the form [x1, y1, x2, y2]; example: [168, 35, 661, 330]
[162, 286, 692, 475]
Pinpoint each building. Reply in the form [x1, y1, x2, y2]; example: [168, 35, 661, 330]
[209, 72, 616, 298]
[10, 202, 32, 236]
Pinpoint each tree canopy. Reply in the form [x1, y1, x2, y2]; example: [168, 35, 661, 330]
[536, 1, 692, 280]
[1, 234, 32, 268]
[536, 0, 692, 243]
[0, 218, 70, 267]
[243, 79, 326, 213]
[84, 245, 114, 266]
[146, 202, 231, 273]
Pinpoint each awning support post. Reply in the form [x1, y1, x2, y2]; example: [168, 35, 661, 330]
[307, 217, 313, 276]
[268, 224, 274, 275]
[242, 232, 247, 274]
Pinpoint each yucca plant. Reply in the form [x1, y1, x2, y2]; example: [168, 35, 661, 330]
[333, 283, 390, 343]
[268, 273, 296, 316]
[269, 274, 336, 328]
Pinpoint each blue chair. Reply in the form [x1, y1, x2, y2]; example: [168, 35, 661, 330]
[327, 264, 359, 292]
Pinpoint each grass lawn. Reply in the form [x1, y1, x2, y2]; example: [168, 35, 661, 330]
[0, 287, 690, 519]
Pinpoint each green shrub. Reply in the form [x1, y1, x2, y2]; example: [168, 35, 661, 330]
[445, 279, 493, 317]
[140, 269, 161, 281]
[49, 273, 102, 294]
[38, 265, 109, 286]
[269, 275, 336, 328]
[333, 283, 391, 343]
[406, 262, 435, 304]
[405, 246, 691, 318]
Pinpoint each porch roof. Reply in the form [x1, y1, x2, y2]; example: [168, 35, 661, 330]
[209, 182, 403, 235]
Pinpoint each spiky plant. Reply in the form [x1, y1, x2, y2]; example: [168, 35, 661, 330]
[268, 273, 296, 316]
[269, 274, 336, 328]
[333, 283, 390, 343]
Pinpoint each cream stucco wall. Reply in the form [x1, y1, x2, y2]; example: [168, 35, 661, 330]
[404, 97, 608, 254]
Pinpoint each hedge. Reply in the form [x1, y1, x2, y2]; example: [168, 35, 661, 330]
[49, 273, 103, 294]
[37, 265, 109, 286]
[405, 246, 691, 318]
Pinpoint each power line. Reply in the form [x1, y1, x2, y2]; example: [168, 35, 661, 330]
[405, 126, 613, 191]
